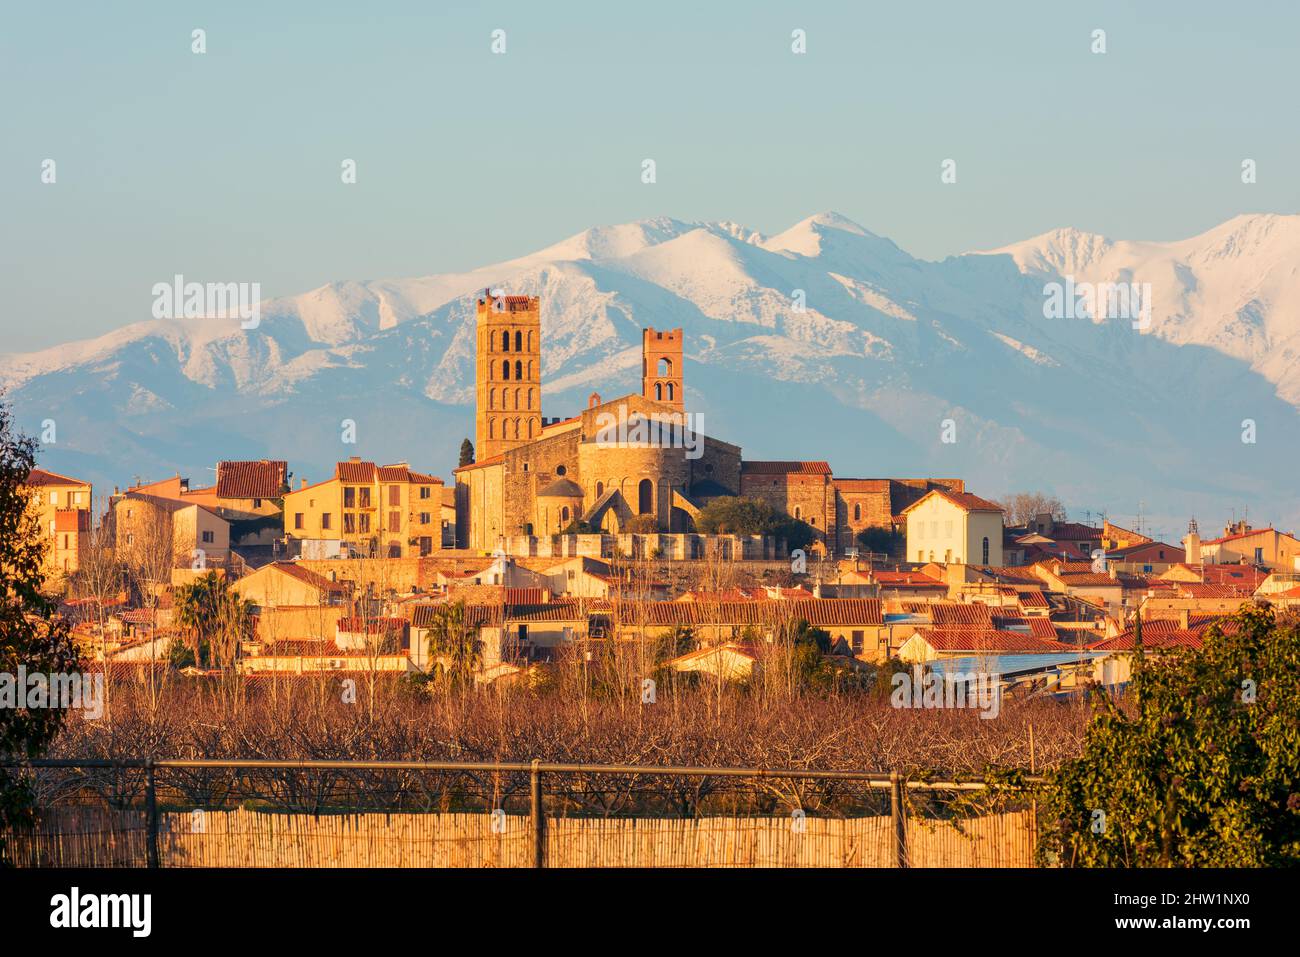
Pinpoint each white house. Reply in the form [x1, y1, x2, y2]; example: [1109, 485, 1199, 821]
[902, 489, 1004, 567]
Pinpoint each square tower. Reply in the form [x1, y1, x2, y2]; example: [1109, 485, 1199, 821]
[642, 327, 683, 410]
[475, 289, 542, 461]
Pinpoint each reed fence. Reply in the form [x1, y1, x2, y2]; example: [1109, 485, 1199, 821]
[1, 759, 1040, 868]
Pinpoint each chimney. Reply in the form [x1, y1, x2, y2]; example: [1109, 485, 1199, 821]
[1179, 607, 1190, 630]
[300, 478, 308, 490]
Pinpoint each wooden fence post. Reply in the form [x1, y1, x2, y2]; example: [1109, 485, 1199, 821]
[145, 757, 159, 869]
[530, 758, 545, 868]
[890, 770, 907, 868]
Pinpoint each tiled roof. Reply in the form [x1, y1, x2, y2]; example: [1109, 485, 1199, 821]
[27, 467, 88, 487]
[447, 585, 549, 605]
[741, 461, 833, 475]
[1200, 527, 1292, 546]
[873, 571, 944, 587]
[901, 489, 1003, 515]
[215, 460, 287, 499]
[335, 460, 377, 483]
[1089, 630, 1203, 652]
[453, 454, 506, 473]
[337, 617, 409, 634]
[929, 603, 995, 627]
[1173, 583, 1253, 599]
[1058, 573, 1122, 587]
[269, 562, 348, 593]
[374, 463, 441, 484]
[914, 628, 1071, 653]
[1017, 591, 1050, 609]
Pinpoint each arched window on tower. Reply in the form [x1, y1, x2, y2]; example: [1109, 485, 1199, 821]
[654, 382, 662, 400]
[657, 357, 672, 376]
[527, 388, 534, 409]
[515, 330, 522, 352]
[638, 479, 653, 515]
[514, 388, 521, 410]
[527, 360, 534, 379]
[513, 417, 521, 439]
[502, 360, 510, 380]
[501, 330, 510, 352]
[515, 360, 522, 380]
[489, 389, 495, 410]
[666, 383, 674, 401]
[488, 419, 495, 439]
[853, 504, 861, 522]
[982, 536, 990, 565]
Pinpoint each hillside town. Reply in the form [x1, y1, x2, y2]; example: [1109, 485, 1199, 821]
[27, 292, 1300, 697]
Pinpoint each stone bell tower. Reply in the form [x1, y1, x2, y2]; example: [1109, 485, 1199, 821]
[475, 289, 542, 461]
[642, 326, 683, 410]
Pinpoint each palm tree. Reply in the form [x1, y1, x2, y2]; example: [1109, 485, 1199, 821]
[174, 571, 254, 671]
[426, 601, 481, 689]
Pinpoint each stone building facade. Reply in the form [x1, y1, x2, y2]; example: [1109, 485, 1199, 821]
[455, 290, 969, 556]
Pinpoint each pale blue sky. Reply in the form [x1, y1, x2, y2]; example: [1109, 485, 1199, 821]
[3, 0, 1297, 352]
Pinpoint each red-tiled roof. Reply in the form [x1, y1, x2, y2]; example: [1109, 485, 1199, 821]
[901, 489, 1003, 515]
[216, 460, 287, 499]
[872, 571, 944, 587]
[27, 467, 88, 488]
[1089, 630, 1204, 652]
[267, 562, 348, 593]
[337, 617, 410, 634]
[453, 454, 505, 473]
[335, 460, 377, 483]
[1200, 527, 1293, 546]
[913, 628, 1071, 654]
[929, 603, 995, 627]
[741, 461, 832, 475]
[444, 585, 549, 605]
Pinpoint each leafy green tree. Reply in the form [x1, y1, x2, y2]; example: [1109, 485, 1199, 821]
[695, 496, 816, 552]
[1039, 604, 1300, 866]
[856, 525, 903, 556]
[458, 438, 474, 468]
[1, 398, 81, 861]
[173, 571, 254, 671]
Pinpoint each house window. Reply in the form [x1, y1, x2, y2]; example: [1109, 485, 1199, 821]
[127, 533, 135, 546]
[253, 498, 262, 508]
[49, 491, 57, 504]
[294, 513, 304, 529]
[982, 537, 990, 564]
[420, 486, 431, 499]
[321, 513, 332, 530]
[851, 630, 864, 653]
[202, 530, 214, 544]
[794, 507, 801, 519]
[853, 504, 861, 522]
[358, 514, 370, 534]
[1255, 547, 1264, 564]
[344, 514, 356, 534]
[358, 488, 371, 508]
[344, 487, 355, 508]
[419, 512, 429, 524]
[73, 492, 83, 505]
[389, 510, 401, 532]
[388, 485, 400, 506]
[419, 536, 432, 556]
[556, 465, 566, 476]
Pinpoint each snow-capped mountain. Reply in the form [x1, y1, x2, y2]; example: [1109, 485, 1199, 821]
[4, 211, 1299, 536]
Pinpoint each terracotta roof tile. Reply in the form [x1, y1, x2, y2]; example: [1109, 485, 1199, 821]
[216, 460, 287, 499]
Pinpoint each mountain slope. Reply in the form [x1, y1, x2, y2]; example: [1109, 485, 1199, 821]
[4, 211, 1299, 536]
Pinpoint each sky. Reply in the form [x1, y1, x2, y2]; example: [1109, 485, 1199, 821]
[3, 0, 1299, 353]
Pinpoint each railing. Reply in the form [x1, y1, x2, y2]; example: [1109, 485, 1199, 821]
[1, 758, 1043, 869]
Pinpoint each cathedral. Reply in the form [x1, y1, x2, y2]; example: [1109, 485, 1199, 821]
[453, 290, 965, 555]
[454, 290, 741, 552]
